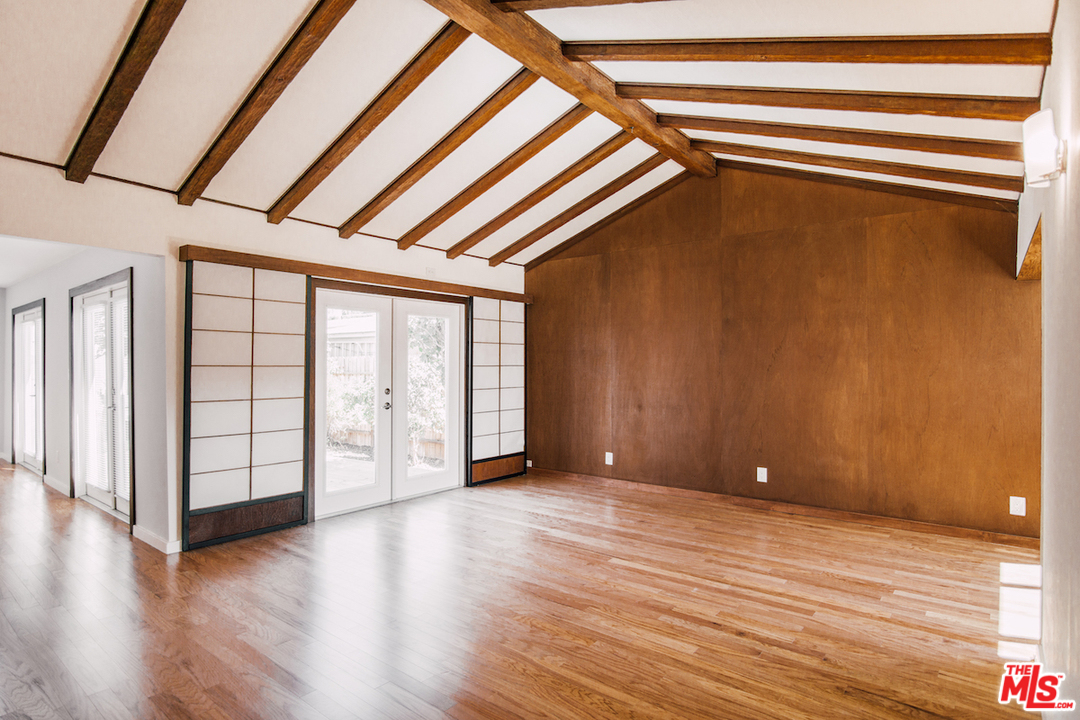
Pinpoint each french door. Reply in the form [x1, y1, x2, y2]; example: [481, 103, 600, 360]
[73, 280, 132, 519]
[13, 302, 45, 473]
[313, 288, 463, 519]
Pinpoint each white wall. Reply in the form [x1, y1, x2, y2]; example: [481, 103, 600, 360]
[1018, 0, 1080, 707]
[0, 287, 6, 459]
[1, 246, 169, 546]
[0, 155, 525, 552]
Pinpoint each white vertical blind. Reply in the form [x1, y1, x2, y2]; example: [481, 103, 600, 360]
[82, 299, 110, 492]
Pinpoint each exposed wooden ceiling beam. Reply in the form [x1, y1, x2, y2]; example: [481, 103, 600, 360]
[716, 158, 1018, 213]
[494, 0, 678, 9]
[489, 153, 668, 265]
[524, 170, 690, 271]
[420, 0, 716, 177]
[1018, 216, 1042, 280]
[659, 114, 1024, 161]
[338, 68, 538, 239]
[65, 0, 187, 183]
[564, 33, 1052, 64]
[693, 139, 1023, 193]
[398, 103, 593, 250]
[177, 0, 358, 206]
[267, 22, 471, 225]
[446, 130, 633, 258]
[619, 83, 1041, 122]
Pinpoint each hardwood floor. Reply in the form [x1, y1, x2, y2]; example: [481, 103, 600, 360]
[0, 460, 1036, 719]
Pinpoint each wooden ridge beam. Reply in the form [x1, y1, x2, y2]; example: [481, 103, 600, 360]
[524, 170, 690, 271]
[693, 139, 1023, 192]
[339, 68, 539, 239]
[267, 21, 471, 224]
[398, 103, 593, 250]
[494, 0, 678, 9]
[178, 0, 358, 206]
[419, 0, 716, 177]
[659, 114, 1024, 161]
[488, 153, 668, 266]
[65, 0, 187, 183]
[619, 83, 1041, 122]
[446, 130, 633, 258]
[564, 33, 1052, 64]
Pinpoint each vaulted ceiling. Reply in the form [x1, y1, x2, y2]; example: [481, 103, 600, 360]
[0, 0, 1055, 270]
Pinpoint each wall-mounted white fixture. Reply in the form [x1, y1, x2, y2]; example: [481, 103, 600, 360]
[1022, 109, 1067, 188]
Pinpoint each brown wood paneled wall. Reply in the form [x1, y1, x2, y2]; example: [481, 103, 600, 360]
[525, 167, 1041, 537]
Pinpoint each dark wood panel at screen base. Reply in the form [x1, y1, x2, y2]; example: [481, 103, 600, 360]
[525, 165, 1041, 538]
[188, 496, 306, 547]
[472, 453, 526, 484]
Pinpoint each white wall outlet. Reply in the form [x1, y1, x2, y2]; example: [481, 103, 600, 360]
[526, 460, 532, 468]
[425, 266, 437, 277]
[1010, 496, 1026, 516]
[757, 467, 768, 483]
[605, 452, 613, 465]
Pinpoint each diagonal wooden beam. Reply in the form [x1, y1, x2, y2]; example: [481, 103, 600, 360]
[619, 83, 1041, 122]
[338, 68, 539, 238]
[564, 34, 1052, 64]
[494, 0, 679, 9]
[177, 0, 359, 205]
[65, 0, 187, 183]
[659, 114, 1024, 162]
[693, 139, 1023, 193]
[398, 103, 593, 250]
[524, 170, 690, 271]
[420, 0, 715, 177]
[488, 153, 668, 265]
[446, 130, 633, 258]
[267, 21, 471, 224]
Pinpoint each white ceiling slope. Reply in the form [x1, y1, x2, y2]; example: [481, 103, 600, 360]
[0, 0, 1056, 269]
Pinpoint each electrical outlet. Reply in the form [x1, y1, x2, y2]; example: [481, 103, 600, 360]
[526, 460, 532, 468]
[1010, 496, 1026, 516]
[605, 452, 613, 465]
[425, 267, 437, 277]
[757, 467, 767, 483]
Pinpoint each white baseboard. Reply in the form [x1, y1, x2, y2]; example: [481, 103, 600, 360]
[133, 524, 182, 554]
[43, 473, 70, 495]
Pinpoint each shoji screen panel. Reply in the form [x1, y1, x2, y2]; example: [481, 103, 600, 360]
[184, 261, 306, 549]
[471, 298, 526, 484]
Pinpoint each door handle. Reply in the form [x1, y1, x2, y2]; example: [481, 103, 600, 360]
[383, 402, 391, 410]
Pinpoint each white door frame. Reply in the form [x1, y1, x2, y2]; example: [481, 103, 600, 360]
[311, 283, 466, 520]
[12, 299, 45, 474]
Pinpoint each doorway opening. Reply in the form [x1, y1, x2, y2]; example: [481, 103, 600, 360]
[312, 285, 464, 519]
[71, 269, 134, 523]
[12, 300, 45, 474]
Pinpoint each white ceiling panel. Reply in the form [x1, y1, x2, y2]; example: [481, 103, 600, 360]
[0, 0, 144, 165]
[470, 140, 657, 259]
[291, 35, 522, 227]
[420, 113, 622, 251]
[596, 61, 1042, 98]
[710, 153, 1019, 200]
[684, 129, 1023, 176]
[528, 0, 1054, 41]
[640, 99, 1023, 142]
[93, 0, 320, 190]
[202, 0, 450, 211]
[359, 79, 579, 240]
[511, 161, 684, 265]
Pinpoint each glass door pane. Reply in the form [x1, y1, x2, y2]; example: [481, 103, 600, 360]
[392, 299, 462, 500]
[13, 307, 44, 473]
[406, 314, 448, 477]
[314, 290, 392, 518]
